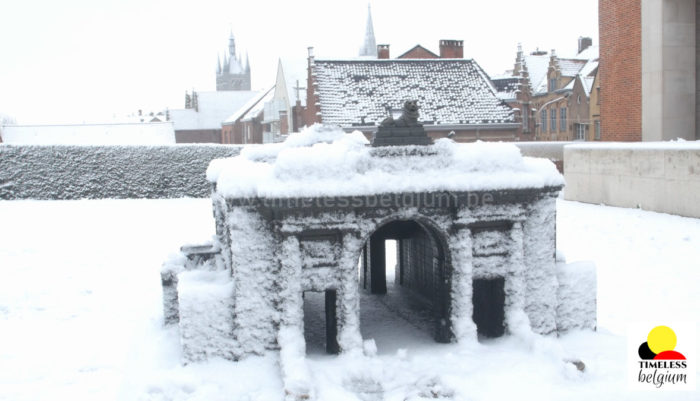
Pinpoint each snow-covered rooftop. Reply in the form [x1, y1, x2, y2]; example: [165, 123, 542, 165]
[572, 45, 599, 60]
[207, 125, 563, 199]
[311, 59, 514, 126]
[491, 77, 520, 100]
[0, 122, 176, 145]
[243, 88, 276, 122]
[170, 91, 262, 130]
[524, 54, 550, 95]
[557, 59, 588, 77]
[223, 87, 274, 124]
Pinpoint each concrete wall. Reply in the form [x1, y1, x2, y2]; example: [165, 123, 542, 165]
[564, 143, 700, 218]
[697, 0, 700, 139]
[642, 0, 696, 141]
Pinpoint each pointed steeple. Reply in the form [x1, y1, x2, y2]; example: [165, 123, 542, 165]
[359, 4, 377, 57]
[274, 59, 290, 102]
[228, 30, 236, 59]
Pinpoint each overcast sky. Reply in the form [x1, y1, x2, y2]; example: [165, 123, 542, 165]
[0, 0, 598, 124]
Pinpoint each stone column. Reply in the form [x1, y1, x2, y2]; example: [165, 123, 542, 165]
[277, 235, 313, 399]
[504, 221, 530, 335]
[336, 233, 364, 353]
[369, 232, 387, 294]
[448, 228, 477, 343]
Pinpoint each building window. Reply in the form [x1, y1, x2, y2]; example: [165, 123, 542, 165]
[541, 109, 547, 132]
[575, 124, 586, 141]
[549, 78, 557, 92]
[522, 104, 529, 132]
[594, 120, 601, 140]
[559, 108, 567, 132]
[550, 108, 556, 132]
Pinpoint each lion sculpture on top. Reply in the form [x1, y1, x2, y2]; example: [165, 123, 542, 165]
[381, 100, 421, 127]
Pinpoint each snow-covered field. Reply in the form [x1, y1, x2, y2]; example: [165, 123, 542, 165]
[0, 198, 698, 400]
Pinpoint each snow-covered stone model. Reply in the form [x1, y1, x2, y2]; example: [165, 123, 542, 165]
[162, 122, 596, 366]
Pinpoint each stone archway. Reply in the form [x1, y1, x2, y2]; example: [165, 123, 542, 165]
[358, 218, 452, 344]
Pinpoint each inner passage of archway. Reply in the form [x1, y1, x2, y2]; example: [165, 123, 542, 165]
[357, 220, 449, 353]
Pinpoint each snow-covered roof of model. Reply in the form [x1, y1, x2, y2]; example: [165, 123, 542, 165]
[207, 125, 563, 199]
[170, 91, 262, 130]
[0, 122, 176, 145]
[311, 59, 514, 126]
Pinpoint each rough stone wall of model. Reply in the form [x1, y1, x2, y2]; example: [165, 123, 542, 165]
[162, 123, 596, 387]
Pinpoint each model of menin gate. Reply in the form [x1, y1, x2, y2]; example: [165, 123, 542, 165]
[162, 101, 596, 396]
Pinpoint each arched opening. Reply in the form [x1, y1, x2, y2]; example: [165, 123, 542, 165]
[358, 219, 451, 351]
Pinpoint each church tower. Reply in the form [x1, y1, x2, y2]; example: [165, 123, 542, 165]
[359, 4, 377, 58]
[216, 32, 251, 91]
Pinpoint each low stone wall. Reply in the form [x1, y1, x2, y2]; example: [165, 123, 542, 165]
[564, 142, 700, 218]
[0, 144, 242, 200]
[515, 142, 572, 173]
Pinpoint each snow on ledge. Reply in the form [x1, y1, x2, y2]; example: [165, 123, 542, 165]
[207, 125, 564, 198]
[565, 140, 700, 150]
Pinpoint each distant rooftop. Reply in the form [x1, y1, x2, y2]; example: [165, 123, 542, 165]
[312, 58, 514, 127]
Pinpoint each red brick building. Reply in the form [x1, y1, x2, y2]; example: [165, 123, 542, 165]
[599, 0, 698, 142]
[599, 0, 641, 141]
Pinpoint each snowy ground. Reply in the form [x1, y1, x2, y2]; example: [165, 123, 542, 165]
[0, 198, 698, 400]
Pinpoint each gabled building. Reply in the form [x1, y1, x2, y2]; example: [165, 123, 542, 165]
[222, 60, 298, 145]
[304, 41, 518, 142]
[170, 90, 261, 143]
[221, 88, 273, 144]
[494, 39, 600, 141]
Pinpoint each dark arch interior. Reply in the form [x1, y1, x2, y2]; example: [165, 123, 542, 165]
[358, 220, 452, 345]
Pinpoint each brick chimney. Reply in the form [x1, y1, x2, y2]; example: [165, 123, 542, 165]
[377, 44, 390, 59]
[439, 40, 463, 58]
[578, 37, 592, 54]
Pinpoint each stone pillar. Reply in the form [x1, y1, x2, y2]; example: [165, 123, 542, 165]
[325, 289, 339, 354]
[369, 232, 387, 294]
[336, 233, 364, 353]
[277, 235, 313, 399]
[522, 198, 558, 335]
[504, 222, 531, 335]
[279, 236, 304, 331]
[448, 228, 477, 343]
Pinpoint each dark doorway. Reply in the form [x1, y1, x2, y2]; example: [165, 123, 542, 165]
[472, 277, 506, 339]
[302, 290, 339, 355]
[358, 220, 452, 345]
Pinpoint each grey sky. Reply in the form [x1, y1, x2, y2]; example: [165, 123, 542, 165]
[0, 0, 598, 124]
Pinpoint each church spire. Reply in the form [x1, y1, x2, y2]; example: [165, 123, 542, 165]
[228, 31, 236, 59]
[359, 3, 377, 57]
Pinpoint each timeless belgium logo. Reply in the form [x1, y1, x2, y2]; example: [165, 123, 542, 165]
[635, 326, 689, 389]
